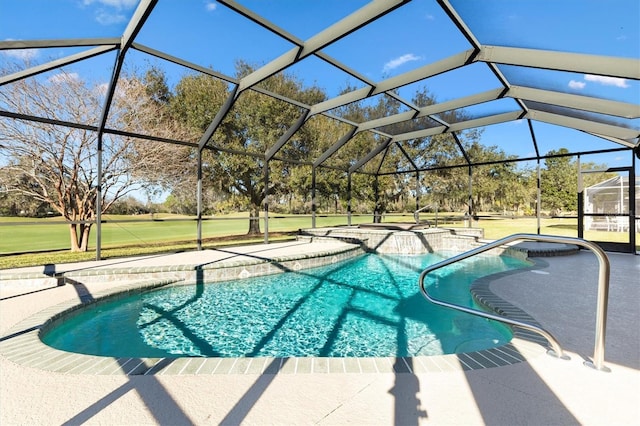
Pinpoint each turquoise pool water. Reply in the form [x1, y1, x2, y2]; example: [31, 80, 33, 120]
[42, 252, 529, 358]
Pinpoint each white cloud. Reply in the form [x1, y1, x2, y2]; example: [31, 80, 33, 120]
[95, 82, 110, 96]
[1, 39, 39, 60]
[83, 0, 138, 9]
[382, 53, 421, 73]
[48, 72, 80, 84]
[584, 74, 629, 88]
[81, 0, 136, 25]
[2, 48, 39, 60]
[95, 10, 127, 25]
[205, 1, 217, 11]
[425, 14, 435, 21]
[568, 80, 586, 90]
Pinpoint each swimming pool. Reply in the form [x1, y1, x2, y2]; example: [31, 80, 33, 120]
[41, 252, 530, 358]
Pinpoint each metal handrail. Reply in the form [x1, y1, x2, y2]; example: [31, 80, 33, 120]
[414, 204, 436, 224]
[418, 233, 611, 372]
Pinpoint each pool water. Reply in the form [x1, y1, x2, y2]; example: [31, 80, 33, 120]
[42, 252, 530, 358]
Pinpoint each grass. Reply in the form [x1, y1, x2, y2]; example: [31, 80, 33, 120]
[0, 232, 298, 269]
[0, 213, 372, 253]
[0, 213, 372, 269]
[1, 213, 637, 269]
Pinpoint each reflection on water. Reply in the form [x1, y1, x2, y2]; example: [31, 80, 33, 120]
[42, 253, 528, 358]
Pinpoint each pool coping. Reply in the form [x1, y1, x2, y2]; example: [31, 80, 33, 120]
[0, 241, 365, 287]
[0, 258, 552, 376]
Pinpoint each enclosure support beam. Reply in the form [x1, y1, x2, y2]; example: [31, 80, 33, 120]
[95, 53, 123, 260]
[0, 45, 117, 86]
[587, 133, 637, 150]
[467, 166, 473, 228]
[350, 137, 392, 174]
[265, 110, 310, 161]
[95, 55, 122, 260]
[396, 142, 419, 171]
[451, 132, 471, 165]
[438, 0, 483, 50]
[237, 0, 407, 93]
[475, 45, 640, 81]
[537, 160, 542, 234]
[416, 171, 420, 217]
[310, 49, 474, 116]
[93, 0, 157, 260]
[527, 119, 541, 159]
[311, 167, 317, 228]
[96, 138, 103, 259]
[356, 89, 502, 133]
[198, 86, 239, 151]
[392, 111, 521, 143]
[508, 86, 640, 119]
[527, 109, 640, 142]
[630, 153, 637, 251]
[196, 149, 203, 250]
[347, 173, 352, 226]
[374, 176, 380, 223]
[264, 160, 270, 244]
[577, 156, 583, 239]
[314, 127, 358, 168]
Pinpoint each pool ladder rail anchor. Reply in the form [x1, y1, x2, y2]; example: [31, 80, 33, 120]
[418, 233, 611, 372]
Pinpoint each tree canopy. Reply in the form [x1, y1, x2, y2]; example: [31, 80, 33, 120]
[0, 63, 185, 251]
[1, 59, 613, 251]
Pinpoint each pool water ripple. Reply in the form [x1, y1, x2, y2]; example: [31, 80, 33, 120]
[42, 253, 529, 358]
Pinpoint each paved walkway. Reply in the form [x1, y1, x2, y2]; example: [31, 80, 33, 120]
[1, 244, 638, 425]
[0, 240, 362, 290]
[0, 240, 353, 278]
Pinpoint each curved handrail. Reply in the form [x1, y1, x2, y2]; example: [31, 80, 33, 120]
[418, 233, 611, 371]
[414, 204, 438, 225]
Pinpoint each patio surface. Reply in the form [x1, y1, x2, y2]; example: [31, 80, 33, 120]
[1, 241, 639, 425]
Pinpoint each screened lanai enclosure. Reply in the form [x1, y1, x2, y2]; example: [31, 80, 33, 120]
[0, 0, 638, 256]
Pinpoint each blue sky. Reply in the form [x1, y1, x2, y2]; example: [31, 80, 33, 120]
[1, 0, 638, 168]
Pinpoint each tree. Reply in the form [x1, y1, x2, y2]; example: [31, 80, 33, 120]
[501, 167, 536, 215]
[132, 69, 497, 228]
[0, 178, 51, 216]
[169, 62, 326, 234]
[541, 148, 577, 213]
[114, 68, 205, 213]
[284, 115, 355, 214]
[108, 196, 147, 215]
[381, 88, 484, 214]
[540, 148, 618, 214]
[0, 62, 177, 251]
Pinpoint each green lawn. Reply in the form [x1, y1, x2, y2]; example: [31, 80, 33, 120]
[1, 213, 636, 269]
[0, 213, 385, 254]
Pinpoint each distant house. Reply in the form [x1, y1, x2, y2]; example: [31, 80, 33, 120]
[584, 176, 639, 232]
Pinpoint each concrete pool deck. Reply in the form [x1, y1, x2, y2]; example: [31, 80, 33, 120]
[1, 240, 639, 424]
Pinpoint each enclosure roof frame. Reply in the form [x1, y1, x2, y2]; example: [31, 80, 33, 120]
[0, 0, 638, 175]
